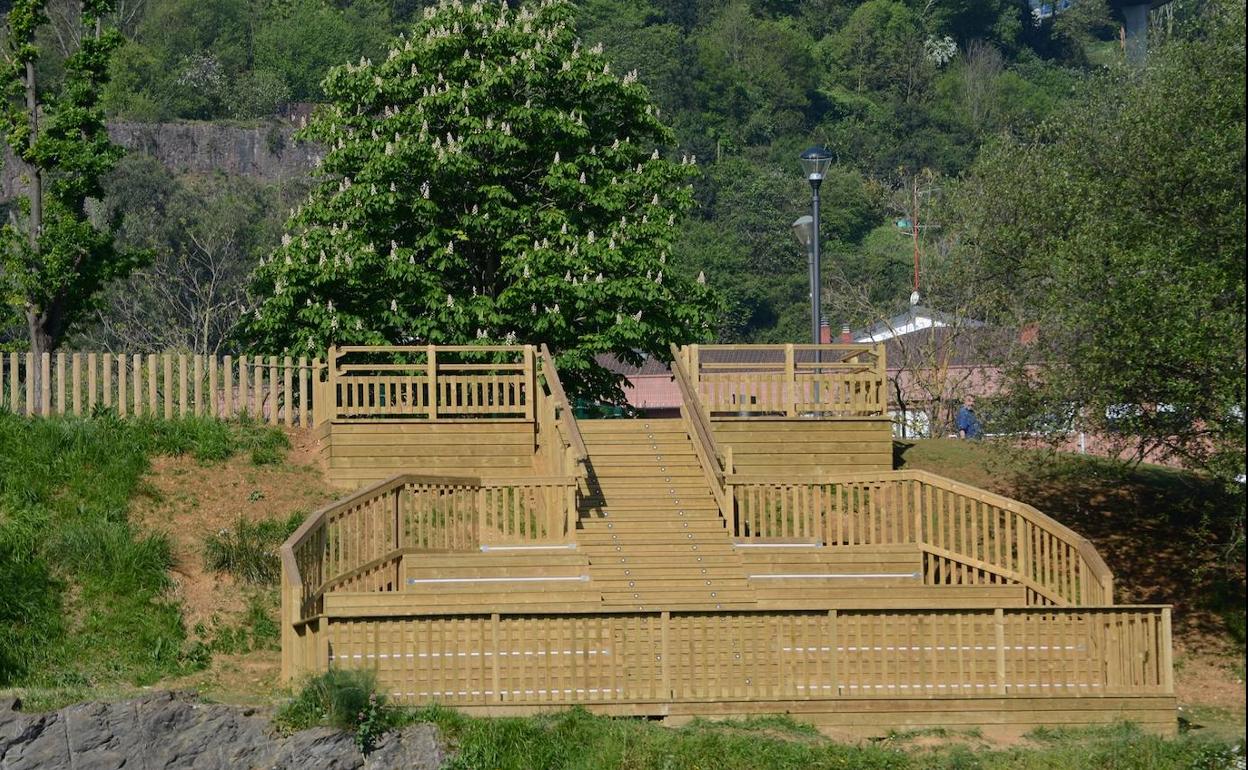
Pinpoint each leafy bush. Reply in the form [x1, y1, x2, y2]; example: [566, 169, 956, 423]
[275, 669, 394, 752]
[203, 512, 303, 585]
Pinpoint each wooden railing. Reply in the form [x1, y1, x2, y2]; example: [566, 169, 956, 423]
[534, 344, 586, 480]
[312, 605, 1172, 702]
[670, 343, 733, 517]
[279, 472, 577, 659]
[678, 343, 886, 418]
[726, 470, 1114, 606]
[0, 351, 321, 425]
[324, 345, 534, 422]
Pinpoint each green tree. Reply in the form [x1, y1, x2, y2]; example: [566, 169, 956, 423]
[241, 0, 716, 402]
[944, 2, 1246, 483]
[1, 0, 143, 357]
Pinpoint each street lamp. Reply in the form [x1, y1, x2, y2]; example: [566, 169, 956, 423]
[799, 146, 832, 347]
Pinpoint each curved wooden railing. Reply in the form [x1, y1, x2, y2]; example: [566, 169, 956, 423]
[670, 343, 733, 518]
[726, 470, 1114, 606]
[280, 472, 576, 620]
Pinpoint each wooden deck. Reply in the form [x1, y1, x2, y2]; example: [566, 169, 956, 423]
[282, 344, 1175, 738]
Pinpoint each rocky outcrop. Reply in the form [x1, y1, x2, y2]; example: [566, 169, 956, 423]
[2, 120, 319, 200]
[0, 691, 446, 770]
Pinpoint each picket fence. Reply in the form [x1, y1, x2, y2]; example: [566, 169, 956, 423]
[0, 351, 322, 426]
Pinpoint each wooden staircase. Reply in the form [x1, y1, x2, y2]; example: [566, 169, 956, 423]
[577, 419, 756, 611]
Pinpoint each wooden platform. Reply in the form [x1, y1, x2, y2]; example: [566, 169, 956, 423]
[281, 343, 1176, 738]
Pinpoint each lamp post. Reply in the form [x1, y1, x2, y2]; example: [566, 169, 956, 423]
[798, 146, 833, 346]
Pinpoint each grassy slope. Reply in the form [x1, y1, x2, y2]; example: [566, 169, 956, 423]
[0, 414, 287, 694]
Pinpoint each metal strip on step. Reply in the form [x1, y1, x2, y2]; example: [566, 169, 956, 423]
[406, 575, 590, 585]
[479, 544, 578, 552]
[748, 572, 920, 580]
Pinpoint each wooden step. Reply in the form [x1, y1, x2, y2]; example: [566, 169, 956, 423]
[579, 520, 727, 534]
[588, 467, 704, 478]
[600, 588, 755, 604]
[750, 583, 1028, 609]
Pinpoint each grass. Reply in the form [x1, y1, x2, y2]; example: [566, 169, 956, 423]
[203, 512, 304, 585]
[0, 412, 288, 689]
[387, 706, 1243, 770]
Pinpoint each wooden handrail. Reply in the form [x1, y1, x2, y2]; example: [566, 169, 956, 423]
[724, 469, 1115, 606]
[538, 344, 587, 463]
[280, 471, 578, 620]
[670, 343, 731, 515]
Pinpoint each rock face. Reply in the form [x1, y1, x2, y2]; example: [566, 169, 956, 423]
[0, 692, 446, 770]
[1, 120, 319, 201]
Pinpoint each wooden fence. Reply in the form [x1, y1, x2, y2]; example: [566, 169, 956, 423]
[325, 345, 534, 421]
[679, 343, 887, 418]
[300, 605, 1171, 705]
[0, 351, 321, 425]
[727, 470, 1114, 606]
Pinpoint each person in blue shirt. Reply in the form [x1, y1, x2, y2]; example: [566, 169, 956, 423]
[955, 395, 983, 439]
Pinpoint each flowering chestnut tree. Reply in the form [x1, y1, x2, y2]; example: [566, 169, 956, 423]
[242, 0, 716, 402]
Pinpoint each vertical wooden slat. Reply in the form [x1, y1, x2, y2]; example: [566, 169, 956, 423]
[224, 355, 234, 417]
[298, 356, 309, 426]
[269, 355, 280, 424]
[178, 353, 188, 417]
[54, 352, 65, 414]
[69, 353, 81, 416]
[238, 355, 249, 416]
[162, 353, 173, 419]
[283, 355, 294, 426]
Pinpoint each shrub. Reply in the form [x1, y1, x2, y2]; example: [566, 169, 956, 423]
[275, 669, 394, 753]
[203, 512, 304, 585]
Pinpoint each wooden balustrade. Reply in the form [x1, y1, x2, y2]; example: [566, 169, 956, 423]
[326, 345, 533, 421]
[280, 472, 578, 649]
[0, 351, 321, 425]
[726, 470, 1114, 606]
[314, 605, 1171, 704]
[679, 343, 887, 418]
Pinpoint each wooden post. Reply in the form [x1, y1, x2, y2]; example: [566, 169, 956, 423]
[193, 355, 203, 416]
[327, 347, 339, 422]
[784, 343, 796, 416]
[523, 345, 535, 421]
[1159, 608, 1174, 693]
[994, 607, 1007, 695]
[207, 356, 218, 418]
[425, 345, 436, 420]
